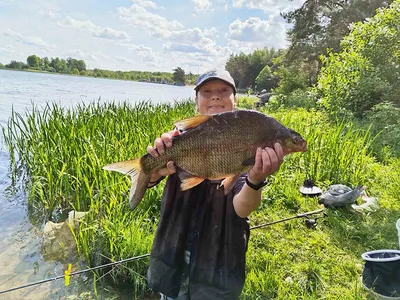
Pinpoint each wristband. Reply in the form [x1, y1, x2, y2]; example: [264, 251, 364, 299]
[245, 176, 268, 190]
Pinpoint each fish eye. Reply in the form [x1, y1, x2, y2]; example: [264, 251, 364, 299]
[293, 136, 300, 143]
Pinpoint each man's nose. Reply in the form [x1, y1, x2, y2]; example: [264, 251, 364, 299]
[211, 91, 221, 100]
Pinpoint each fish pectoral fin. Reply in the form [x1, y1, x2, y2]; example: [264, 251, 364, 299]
[242, 157, 255, 166]
[174, 115, 211, 131]
[180, 176, 205, 191]
[103, 158, 141, 175]
[220, 174, 241, 195]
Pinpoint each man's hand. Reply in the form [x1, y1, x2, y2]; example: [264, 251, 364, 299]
[247, 143, 284, 185]
[146, 129, 180, 183]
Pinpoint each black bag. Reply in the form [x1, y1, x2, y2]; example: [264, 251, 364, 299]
[362, 250, 400, 299]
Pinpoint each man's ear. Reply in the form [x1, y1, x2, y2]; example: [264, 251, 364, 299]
[233, 95, 237, 109]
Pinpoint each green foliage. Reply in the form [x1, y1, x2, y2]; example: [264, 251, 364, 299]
[275, 89, 317, 110]
[5, 60, 28, 69]
[226, 48, 281, 90]
[255, 65, 279, 92]
[172, 67, 186, 84]
[27, 54, 41, 69]
[274, 62, 309, 96]
[282, 0, 393, 69]
[3, 55, 195, 84]
[363, 102, 400, 158]
[317, 0, 400, 118]
[236, 96, 258, 109]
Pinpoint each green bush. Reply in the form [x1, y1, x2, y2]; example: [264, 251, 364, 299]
[275, 89, 317, 110]
[317, 0, 400, 118]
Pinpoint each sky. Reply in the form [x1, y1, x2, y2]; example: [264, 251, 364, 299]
[0, 0, 306, 74]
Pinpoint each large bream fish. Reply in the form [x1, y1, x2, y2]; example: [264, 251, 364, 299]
[104, 110, 307, 210]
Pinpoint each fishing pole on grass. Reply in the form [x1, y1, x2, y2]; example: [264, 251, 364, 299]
[250, 208, 326, 230]
[0, 253, 150, 295]
[0, 208, 326, 295]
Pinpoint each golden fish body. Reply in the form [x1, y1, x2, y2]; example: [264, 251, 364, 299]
[104, 110, 307, 210]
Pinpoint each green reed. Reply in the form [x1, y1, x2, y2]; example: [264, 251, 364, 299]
[3, 100, 400, 299]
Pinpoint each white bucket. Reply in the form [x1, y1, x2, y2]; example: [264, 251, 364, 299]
[397, 219, 400, 249]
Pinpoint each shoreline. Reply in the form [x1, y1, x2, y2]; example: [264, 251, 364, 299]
[0, 67, 196, 87]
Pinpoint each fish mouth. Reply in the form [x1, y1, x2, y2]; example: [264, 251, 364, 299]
[299, 141, 307, 152]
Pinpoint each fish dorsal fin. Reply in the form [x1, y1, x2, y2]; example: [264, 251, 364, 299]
[174, 115, 211, 131]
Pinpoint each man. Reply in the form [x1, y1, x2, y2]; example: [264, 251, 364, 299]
[146, 69, 284, 299]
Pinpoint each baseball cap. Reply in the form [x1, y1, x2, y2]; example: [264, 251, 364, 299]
[194, 69, 236, 93]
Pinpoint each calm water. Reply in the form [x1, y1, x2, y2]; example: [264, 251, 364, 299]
[0, 69, 194, 297]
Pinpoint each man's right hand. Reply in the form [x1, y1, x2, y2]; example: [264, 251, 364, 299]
[146, 129, 179, 183]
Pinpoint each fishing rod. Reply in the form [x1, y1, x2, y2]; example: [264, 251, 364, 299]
[0, 208, 326, 295]
[250, 208, 326, 230]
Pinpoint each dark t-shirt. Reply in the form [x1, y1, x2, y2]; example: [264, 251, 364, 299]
[147, 173, 250, 300]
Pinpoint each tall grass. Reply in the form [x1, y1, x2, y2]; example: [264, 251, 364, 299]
[3, 99, 195, 297]
[3, 100, 400, 299]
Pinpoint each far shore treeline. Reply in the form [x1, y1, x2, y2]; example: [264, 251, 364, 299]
[0, 56, 196, 86]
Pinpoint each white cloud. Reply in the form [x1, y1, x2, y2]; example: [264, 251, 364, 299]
[39, 9, 61, 20]
[192, 0, 213, 12]
[117, 2, 183, 39]
[163, 43, 208, 54]
[93, 27, 130, 41]
[63, 49, 111, 62]
[228, 15, 288, 48]
[117, 2, 226, 58]
[3, 29, 56, 50]
[58, 16, 98, 31]
[58, 16, 131, 41]
[232, 0, 305, 13]
[115, 56, 135, 64]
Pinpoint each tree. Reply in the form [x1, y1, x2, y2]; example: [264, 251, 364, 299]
[40, 57, 50, 70]
[27, 55, 41, 69]
[317, 0, 400, 117]
[225, 48, 282, 90]
[255, 65, 274, 92]
[282, 0, 394, 85]
[5, 60, 27, 69]
[173, 67, 185, 84]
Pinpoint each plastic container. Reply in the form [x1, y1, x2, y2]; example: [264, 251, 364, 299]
[361, 249, 400, 299]
[397, 218, 400, 249]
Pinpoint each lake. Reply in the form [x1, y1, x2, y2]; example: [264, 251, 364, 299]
[0, 69, 195, 298]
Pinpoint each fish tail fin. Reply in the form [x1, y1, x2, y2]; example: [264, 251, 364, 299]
[103, 158, 151, 210]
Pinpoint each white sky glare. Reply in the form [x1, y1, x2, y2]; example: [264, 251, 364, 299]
[0, 0, 305, 74]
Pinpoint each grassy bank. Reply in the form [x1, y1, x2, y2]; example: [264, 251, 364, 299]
[3, 99, 400, 299]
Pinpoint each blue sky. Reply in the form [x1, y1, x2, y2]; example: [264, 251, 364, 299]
[0, 0, 305, 73]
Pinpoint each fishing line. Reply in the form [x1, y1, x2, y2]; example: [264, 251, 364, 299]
[0, 253, 150, 295]
[0, 208, 326, 295]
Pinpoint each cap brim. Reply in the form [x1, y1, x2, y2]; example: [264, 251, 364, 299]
[194, 77, 236, 93]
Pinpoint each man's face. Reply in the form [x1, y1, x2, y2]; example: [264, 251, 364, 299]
[195, 79, 236, 115]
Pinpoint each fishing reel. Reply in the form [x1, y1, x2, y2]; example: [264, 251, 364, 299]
[303, 212, 327, 229]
